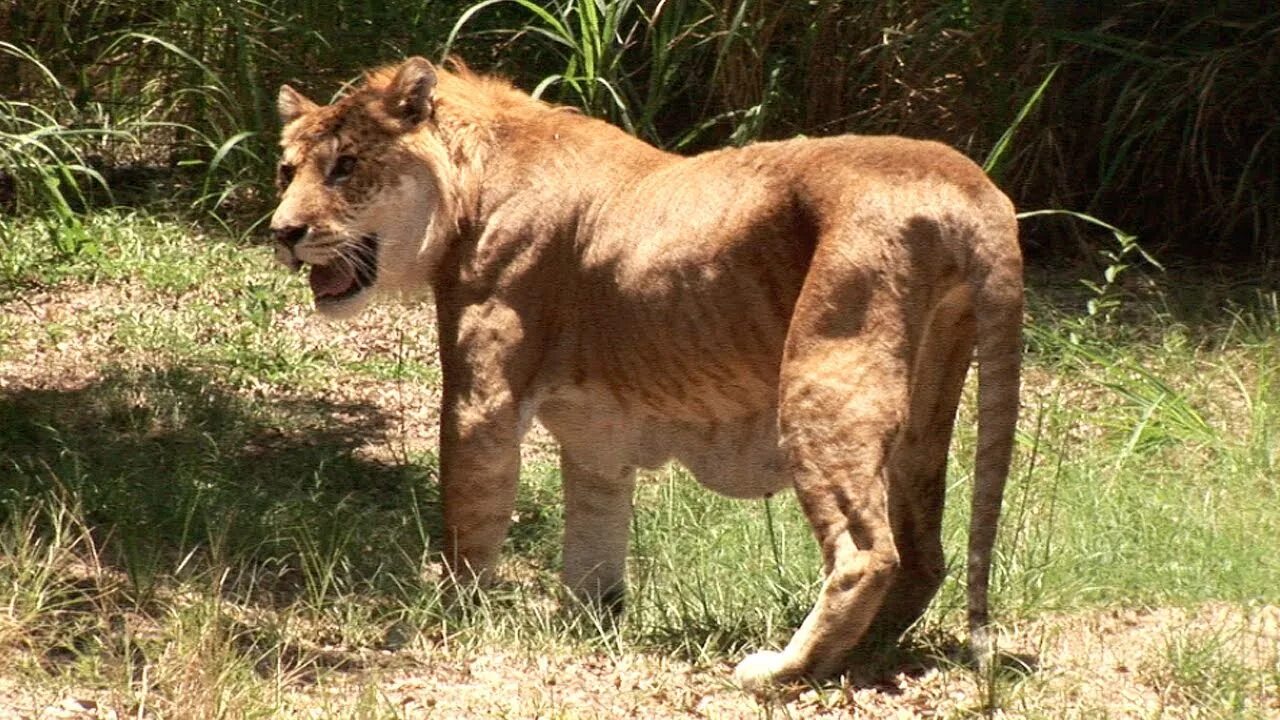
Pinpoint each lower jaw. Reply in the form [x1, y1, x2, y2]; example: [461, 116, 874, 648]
[314, 287, 373, 319]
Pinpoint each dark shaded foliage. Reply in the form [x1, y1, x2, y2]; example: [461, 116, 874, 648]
[2, 1, 1276, 262]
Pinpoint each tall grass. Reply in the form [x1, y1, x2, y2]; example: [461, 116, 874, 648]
[5, 1, 1274, 261]
[0, 43, 114, 220]
[445, 0, 754, 147]
[1, 0, 461, 222]
[1033, 2, 1280, 260]
[447, 0, 645, 131]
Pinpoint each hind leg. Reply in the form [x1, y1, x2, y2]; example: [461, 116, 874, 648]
[734, 344, 910, 690]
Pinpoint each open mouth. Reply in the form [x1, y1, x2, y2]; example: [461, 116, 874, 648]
[307, 235, 379, 303]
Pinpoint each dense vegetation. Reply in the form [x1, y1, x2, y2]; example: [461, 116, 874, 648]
[3, 0, 1278, 262]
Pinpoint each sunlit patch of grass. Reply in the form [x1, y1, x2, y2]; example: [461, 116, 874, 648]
[346, 355, 441, 384]
[1157, 632, 1254, 715]
[1144, 619, 1280, 719]
[0, 315, 18, 363]
[0, 212, 273, 294]
[626, 466, 818, 664]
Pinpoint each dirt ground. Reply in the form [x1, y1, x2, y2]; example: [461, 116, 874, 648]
[2, 603, 1276, 719]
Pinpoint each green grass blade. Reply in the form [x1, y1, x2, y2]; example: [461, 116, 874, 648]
[443, 0, 578, 59]
[983, 64, 1059, 177]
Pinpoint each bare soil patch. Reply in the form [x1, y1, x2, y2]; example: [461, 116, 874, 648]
[3, 603, 1274, 718]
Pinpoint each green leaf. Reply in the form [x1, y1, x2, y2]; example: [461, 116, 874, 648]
[984, 65, 1060, 178]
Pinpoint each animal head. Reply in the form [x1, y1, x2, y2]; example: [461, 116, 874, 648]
[269, 57, 453, 319]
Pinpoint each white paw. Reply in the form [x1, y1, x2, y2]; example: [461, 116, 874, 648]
[970, 625, 996, 671]
[733, 650, 789, 693]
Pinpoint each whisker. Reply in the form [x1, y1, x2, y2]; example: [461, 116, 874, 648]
[309, 236, 344, 249]
[336, 251, 362, 278]
[306, 243, 344, 259]
[346, 249, 375, 276]
[308, 235, 377, 281]
[343, 238, 378, 274]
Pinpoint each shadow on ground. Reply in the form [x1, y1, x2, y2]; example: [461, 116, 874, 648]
[840, 631, 1040, 693]
[0, 366, 447, 602]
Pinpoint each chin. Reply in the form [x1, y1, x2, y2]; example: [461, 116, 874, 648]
[314, 289, 375, 320]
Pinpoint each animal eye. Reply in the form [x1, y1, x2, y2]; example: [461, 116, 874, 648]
[277, 162, 296, 188]
[328, 155, 357, 183]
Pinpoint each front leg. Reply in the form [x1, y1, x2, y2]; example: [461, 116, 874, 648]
[439, 394, 520, 584]
[436, 301, 530, 586]
[560, 448, 636, 612]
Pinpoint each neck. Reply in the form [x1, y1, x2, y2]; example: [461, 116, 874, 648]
[427, 69, 673, 237]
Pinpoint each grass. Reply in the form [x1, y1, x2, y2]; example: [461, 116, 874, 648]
[2, 213, 1279, 717]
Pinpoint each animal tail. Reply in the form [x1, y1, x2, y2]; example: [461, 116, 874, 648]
[964, 205, 1023, 666]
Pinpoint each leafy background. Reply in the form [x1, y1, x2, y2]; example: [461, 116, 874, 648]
[3, 0, 1277, 263]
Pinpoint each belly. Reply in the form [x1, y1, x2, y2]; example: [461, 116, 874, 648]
[538, 384, 789, 499]
[665, 407, 789, 498]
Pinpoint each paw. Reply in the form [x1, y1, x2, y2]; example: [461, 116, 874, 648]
[970, 625, 996, 671]
[733, 650, 791, 694]
[564, 582, 626, 617]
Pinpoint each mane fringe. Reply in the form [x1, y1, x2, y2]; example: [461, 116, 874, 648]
[340, 57, 554, 263]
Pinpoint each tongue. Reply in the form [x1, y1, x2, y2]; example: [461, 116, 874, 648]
[309, 262, 357, 299]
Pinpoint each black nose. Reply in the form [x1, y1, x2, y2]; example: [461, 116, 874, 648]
[272, 224, 308, 248]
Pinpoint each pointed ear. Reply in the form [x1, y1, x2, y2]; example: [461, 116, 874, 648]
[277, 84, 318, 125]
[384, 57, 438, 127]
